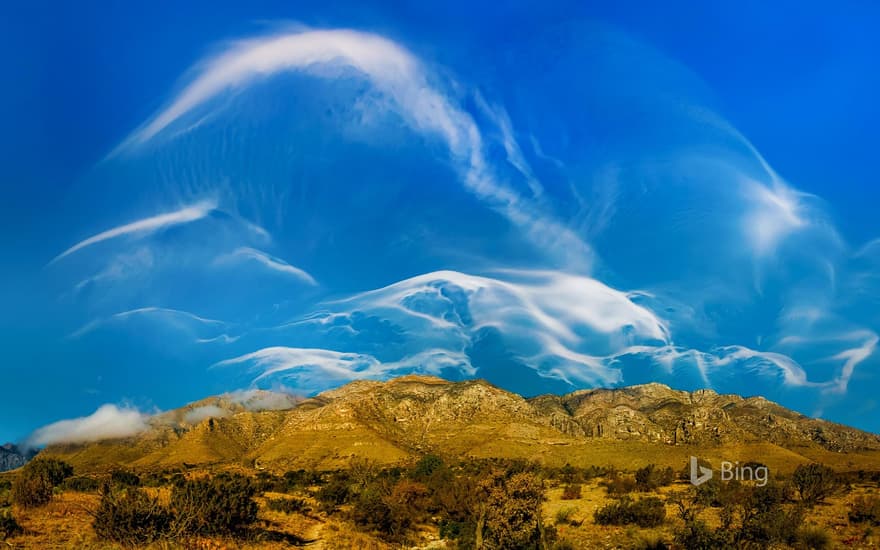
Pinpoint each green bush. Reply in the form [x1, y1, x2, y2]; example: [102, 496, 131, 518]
[93, 487, 172, 546]
[266, 496, 309, 514]
[60, 475, 101, 492]
[849, 494, 880, 525]
[0, 508, 22, 540]
[594, 496, 665, 527]
[561, 483, 581, 500]
[170, 473, 258, 536]
[792, 463, 839, 506]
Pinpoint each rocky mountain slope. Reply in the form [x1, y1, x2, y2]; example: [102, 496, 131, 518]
[40, 376, 880, 473]
[0, 443, 34, 472]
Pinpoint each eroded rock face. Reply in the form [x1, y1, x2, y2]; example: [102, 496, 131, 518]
[0, 443, 33, 472]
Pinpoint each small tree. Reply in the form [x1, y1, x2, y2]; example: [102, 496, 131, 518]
[792, 463, 839, 506]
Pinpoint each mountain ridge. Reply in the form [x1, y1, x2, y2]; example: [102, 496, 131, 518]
[35, 376, 880, 474]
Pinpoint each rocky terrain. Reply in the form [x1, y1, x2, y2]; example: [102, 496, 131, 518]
[39, 376, 880, 473]
[0, 443, 33, 472]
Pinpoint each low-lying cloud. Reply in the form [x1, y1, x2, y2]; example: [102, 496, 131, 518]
[26, 404, 150, 447]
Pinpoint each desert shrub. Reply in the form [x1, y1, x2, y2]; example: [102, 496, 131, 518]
[635, 464, 675, 491]
[594, 496, 665, 527]
[849, 494, 880, 525]
[603, 472, 638, 495]
[316, 477, 352, 512]
[282, 469, 323, 491]
[561, 483, 582, 500]
[110, 469, 141, 487]
[554, 506, 578, 525]
[170, 473, 257, 536]
[24, 458, 73, 486]
[0, 509, 22, 540]
[351, 485, 396, 537]
[792, 463, 839, 506]
[252, 471, 285, 493]
[693, 478, 745, 508]
[266, 496, 309, 514]
[674, 517, 728, 550]
[432, 470, 478, 523]
[634, 533, 669, 550]
[439, 518, 477, 547]
[478, 471, 548, 549]
[11, 468, 54, 508]
[168, 472, 187, 488]
[794, 525, 831, 550]
[738, 483, 804, 546]
[93, 487, 172, 546]
[61, 475, 101, 492]
[412, 454, 444, 480]
[351, 479, 428, 542]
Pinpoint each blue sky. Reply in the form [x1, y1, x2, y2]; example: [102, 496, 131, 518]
[2, 1, 880, 444]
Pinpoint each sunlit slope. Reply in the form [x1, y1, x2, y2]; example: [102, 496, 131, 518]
[42, 376, 880, 473]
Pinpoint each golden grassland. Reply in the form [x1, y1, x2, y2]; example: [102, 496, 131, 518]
[3, 463, 879, 549]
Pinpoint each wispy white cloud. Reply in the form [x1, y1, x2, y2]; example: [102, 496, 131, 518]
[115, 28, 593, 269]
[216, 347, 381, 382]
[26, 404, 150, 447]
[215, 346, 473, 392]
[69, 307, 226, 340]
[215, 247, 316, 285]
[73, 247, 155, 294]
[51, 200, 218, 264]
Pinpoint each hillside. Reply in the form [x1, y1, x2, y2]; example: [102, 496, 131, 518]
[40, 376, 880, 474]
